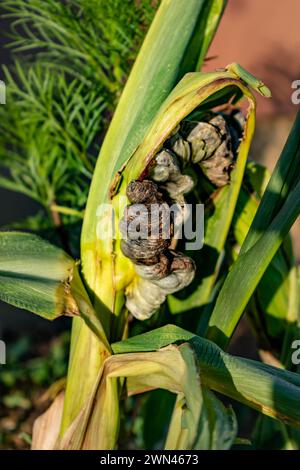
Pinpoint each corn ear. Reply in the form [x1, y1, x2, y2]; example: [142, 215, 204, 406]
[207, 111, 300, 348]
[61, 0, 228, 448]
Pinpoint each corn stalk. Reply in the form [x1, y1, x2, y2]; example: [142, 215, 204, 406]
[1, 0, 300, 451]
[62, 0, 229, 448]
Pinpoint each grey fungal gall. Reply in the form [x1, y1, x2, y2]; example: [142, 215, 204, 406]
[168, 113, 239, 187]
[120, 111, 244, 320]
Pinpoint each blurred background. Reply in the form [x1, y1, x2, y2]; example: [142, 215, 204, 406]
[207, 0, 300, 255]
[0, 0, 299, 448]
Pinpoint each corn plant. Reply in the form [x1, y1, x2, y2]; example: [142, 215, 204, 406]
[1, 0, 300, 450]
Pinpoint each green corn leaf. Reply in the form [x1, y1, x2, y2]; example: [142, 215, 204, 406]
[178, 0, 227, 76]
[141, 389, 175, 449]
[226, 63, 272, 98]
[207, 112, 300, 347]
[112, 324, 195, 353]
[233, 166, 298, 363]
[104, 67, 257, 324]
[0, 232, 109, 348]
[165, 348, 238, 450]
[112, 324, 300, 427]
[252, 258, 300, 449]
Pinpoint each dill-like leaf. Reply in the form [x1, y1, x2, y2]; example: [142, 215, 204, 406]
[0, 0, 157, 248]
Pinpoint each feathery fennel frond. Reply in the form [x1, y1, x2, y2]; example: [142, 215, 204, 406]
[2, 0, 157, 104]
[0, 0, 157, 241]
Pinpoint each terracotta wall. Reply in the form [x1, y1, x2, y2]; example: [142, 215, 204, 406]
[206, 0, 300, 117]
[207, 0, 300, 256]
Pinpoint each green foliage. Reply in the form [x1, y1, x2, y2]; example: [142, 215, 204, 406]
[0, 0, 157, 236]
[1, 0, 300, 452]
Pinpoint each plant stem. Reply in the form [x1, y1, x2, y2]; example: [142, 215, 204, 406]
[49, 201, 72, 256]
[50, 204, 84, 219]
